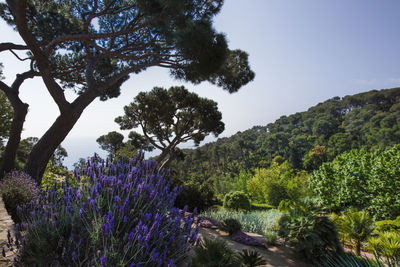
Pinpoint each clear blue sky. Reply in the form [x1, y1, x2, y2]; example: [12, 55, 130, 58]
[1, 0, 400, 168]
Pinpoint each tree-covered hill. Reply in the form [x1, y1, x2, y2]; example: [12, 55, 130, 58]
[171, 87, 400, 181]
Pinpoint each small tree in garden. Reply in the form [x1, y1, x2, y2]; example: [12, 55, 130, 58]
[115, 86, 225, 168]
[334, 210, 375, 256]
[96, 131, 125, 155]
[7, 153, 198, 266]
[223, 191, 251, 211]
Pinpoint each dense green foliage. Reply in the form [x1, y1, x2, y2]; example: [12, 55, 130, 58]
[171, 87, 400, 186]
[374, 216, 400, 233]
[246, 160, 309, 206]
[223, 191, 251, 211]
[41, 163, 76, 195]
[310, 145, 400, 219]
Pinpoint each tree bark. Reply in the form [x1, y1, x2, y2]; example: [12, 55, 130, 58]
[24, 109, 83, 183]
[354, 240, 361, 256]
[0, 99, 28, 178]
[156, 148, 171, 164]
[0, 71, 36, 178]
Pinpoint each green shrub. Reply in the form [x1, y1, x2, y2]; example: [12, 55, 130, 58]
[246, 162, 309, 207]
[264, 182, 289, 207]
[278, 208, 343, 261]
[250, 203, 274, 211]
[223, 191, 251, 211]
[0, 171, 40, 223]
[278, 199, 293, 212]
[174, 182, 215, 212]
[41, 163, 75, 190]
[236, 249, 267, 267]
[264, 230, 277, 245]
[191, 238, 239, 267]
[221, 218, 242, 235]
[374, 216, 400, 233]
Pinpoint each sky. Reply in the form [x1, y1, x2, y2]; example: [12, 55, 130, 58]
[1, 0, 400, 169]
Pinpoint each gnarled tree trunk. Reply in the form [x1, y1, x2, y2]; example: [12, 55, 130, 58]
[0, 70, 36, 178]
[0, 99, 28, 177]
[24, 109, 83, 182]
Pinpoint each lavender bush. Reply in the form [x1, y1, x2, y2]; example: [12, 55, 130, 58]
[11, 153, 198, 266]
[0, 171, 40, 223]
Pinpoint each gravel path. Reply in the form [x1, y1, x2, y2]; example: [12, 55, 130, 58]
[0, 198, 14, 266]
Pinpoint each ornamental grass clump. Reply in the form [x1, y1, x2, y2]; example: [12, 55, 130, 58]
[0, 171, 40, 223]
[9, 153, 199, 266]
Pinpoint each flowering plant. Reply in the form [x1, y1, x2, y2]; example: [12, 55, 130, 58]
[0, 171, 40, 223]
[10, 153, 198, 266]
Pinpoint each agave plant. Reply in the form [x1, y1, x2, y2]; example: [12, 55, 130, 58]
[335, 210, 375, 256]
[191, 238, 239, 267]
[236, 249, 267, 267]
[315, 252, 384, 267]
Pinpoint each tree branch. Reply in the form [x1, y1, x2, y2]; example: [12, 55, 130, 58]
[0, 42, 28, 52]
[0, 81, 11, 95]
[12, 0, 71, 113]
[9, 49, 31, 61]
[140, 125, 164, 150]
[11, 70, 39, 90]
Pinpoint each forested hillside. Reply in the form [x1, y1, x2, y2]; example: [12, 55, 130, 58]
[171, 87, 400, 184]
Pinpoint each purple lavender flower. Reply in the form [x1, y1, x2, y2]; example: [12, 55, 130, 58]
[100, 255, 106, 266]
[89, 199, 96, 209]
[128, 231, 135, 242]
[10, 152, 198, 266]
